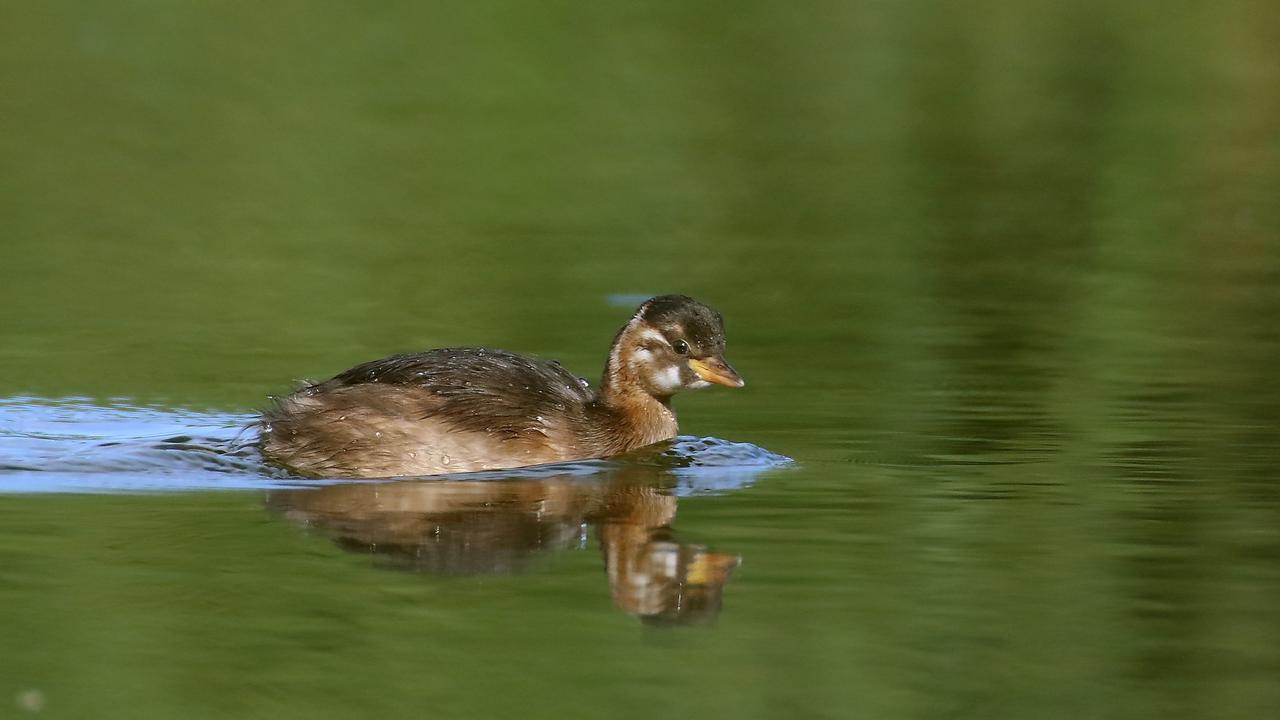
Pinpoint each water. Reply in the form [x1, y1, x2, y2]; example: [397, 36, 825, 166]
[3, 1, 1280, 718]
[0, 398, 788, 494]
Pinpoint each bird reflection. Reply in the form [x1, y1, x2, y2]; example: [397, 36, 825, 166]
[265, 462, 740, 624]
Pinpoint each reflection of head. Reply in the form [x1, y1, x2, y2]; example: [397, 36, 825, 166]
[601, 525, 740, 625]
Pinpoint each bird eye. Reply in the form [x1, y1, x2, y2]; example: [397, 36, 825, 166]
[672, 339, 689, 355]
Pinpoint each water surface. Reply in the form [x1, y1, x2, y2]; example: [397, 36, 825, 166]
[3, 1, 1280, 719]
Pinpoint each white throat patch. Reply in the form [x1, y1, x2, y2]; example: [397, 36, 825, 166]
[651, 365, 684, 394]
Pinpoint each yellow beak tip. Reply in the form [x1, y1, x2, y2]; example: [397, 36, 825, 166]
[688, 358, 744, 388]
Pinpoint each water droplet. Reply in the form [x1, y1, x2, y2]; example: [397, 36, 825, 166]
[441, 455, 451, 465]
[15, 689, 45, 713]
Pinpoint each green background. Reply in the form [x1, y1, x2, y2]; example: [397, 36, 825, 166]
[2, 1, 1278, 718]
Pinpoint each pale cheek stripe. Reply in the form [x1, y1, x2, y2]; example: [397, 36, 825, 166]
[608, 317, 642, 374]
[636, 328, 667, 346]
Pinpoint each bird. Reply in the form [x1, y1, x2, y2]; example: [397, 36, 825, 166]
[260, 294, 743, 478]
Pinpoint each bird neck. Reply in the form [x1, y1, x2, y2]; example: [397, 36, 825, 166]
[591, 390, 678, 455]
[592, 316, 678, 453]
[594, 374, 677, 456]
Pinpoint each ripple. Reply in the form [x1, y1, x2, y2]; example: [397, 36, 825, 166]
[0, 397, 790, 495]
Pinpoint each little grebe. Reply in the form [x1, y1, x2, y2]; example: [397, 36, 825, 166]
[260, 295, 743, 478]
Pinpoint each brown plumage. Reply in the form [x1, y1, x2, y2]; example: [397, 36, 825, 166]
[260, 295, 744, 478]
[265, 468, 741, 621]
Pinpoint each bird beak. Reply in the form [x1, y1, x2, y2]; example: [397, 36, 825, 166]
[688, 357, 745, 388]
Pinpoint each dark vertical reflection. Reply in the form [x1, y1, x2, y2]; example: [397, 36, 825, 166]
[903, 1, 1130, 466]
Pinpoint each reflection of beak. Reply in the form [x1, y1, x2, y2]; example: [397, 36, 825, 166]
[688, 357, 745, 388]
[687, 552, 742, 585]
